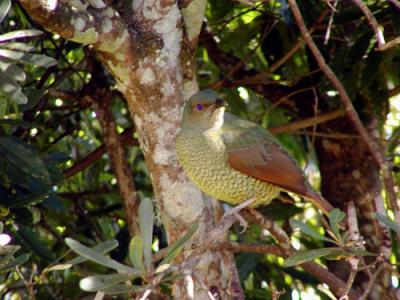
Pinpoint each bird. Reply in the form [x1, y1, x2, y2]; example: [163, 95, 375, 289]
[176, 89, 333, 215]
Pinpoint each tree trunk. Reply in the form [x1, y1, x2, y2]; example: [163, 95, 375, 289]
[18, 1, 243, 298]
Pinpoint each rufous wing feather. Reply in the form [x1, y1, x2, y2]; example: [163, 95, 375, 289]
[227, 142, 333, 214]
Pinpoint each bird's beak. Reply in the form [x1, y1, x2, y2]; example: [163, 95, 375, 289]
[215, 98, 227, 108]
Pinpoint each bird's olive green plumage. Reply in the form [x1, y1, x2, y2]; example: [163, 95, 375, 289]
[176, 89, 333, 214]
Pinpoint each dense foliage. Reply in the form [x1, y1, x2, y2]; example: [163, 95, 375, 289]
[0, 0, 399, 299]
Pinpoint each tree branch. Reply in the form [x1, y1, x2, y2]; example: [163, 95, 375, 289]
[18, 0, 130, 54]
[63, 127, 138, 178]
[242, 209, 361, 300]
[92, 85, 139, 235]
[269, 109, 345, 134]
[287, 0, 400, 229]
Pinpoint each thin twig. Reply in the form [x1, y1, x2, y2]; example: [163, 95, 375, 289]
[210, 20, 278, 89]
[241, 209, 361, 300]
[359, 264, 386, 300]
[269, 109, 345, 134]
[388, 0, 400, 10]
[324, 0, 339, 45]
[287, 0, 399, 230]
[351, 0, 385, 49]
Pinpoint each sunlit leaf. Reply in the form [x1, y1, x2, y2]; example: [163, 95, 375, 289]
[42, 263, 73, 274]
[0, 49, 56, 67]
[129, 236, 145, 272]
[0, 71, 27, 104]
[376, 213, 400, 234]
[161, 223, 198, 265]
[65, 238, 136, 273]
[0, 0, 11, 24]
[283, 248, 344, 267]
[95, 283, 141, 295]
[80, 273, 142, 292]
[290, 219, 335, 243]
[139, 197, 154, 272]
[0, 29, 43, 43]
[328, 209, 346, 240]
[67, 239, 119, 265]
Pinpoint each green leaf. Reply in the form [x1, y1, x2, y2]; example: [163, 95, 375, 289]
[42, 263, 73, 274]
[328, 209, 346, 239]
[129, 236, 145, 272]
[80, 273, 142, 292]
[95, 283, 141, 295]
[161, 223, 198, 265]
[376, 213, 400, 234]
[0, 118, 36, 128]
[66, 239, 119, 265]
[139, 197, 154, 272]
[283, 247, 344, 267]
[0, 29, 43, 43]
[17, 226, 56, 262]
[2, 42, 34, 52]
[0, 245, 20, 255]
[0, 136, 50, 183]
[289, 219, 335, 243]
[0, 0, 11, 24]
[65, 238, 136, 273]
[0, 71, 27, 104]
[351, 249, 376, 257]
[0, 49, 56, 67]
[0, 253, 30, 272]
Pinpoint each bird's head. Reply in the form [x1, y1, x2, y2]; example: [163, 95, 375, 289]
[182, 89, 227, 130]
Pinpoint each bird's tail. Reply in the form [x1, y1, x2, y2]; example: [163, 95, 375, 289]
[304, 190, 334, 216]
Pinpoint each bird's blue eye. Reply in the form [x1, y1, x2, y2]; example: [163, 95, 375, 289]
[196, 104, 204, 110]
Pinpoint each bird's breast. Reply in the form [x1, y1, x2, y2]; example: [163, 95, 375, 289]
[176, 129, 279, 206]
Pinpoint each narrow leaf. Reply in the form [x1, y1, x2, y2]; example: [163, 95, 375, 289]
[0, 245, 20, 255]
[328, 209, 346, 239]
[97, 284, 140, 295]
[0, 136, 50, 183]
[0, 253, 30, 272]
[0, 29, 43, 43]
[80, 273, 142, 292]
[0, 49, 56, 67]
[17, 226, 56, 262]
[290, 219, 334, 243]
[129, 236, 145, 272]
[65, 238, 135, 273]
[0, 0, 11, 24]
[161, 223, 198, 265]
[283, 247, 344, 267]
[139, 197, 154, 272]
[0, 71, 27, 104]
[66, 239, 118, 265]
[42, 263, 73, 274]
[376, 213, 400, 234]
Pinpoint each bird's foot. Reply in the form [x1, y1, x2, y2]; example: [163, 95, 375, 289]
[221, 197, 256, 233]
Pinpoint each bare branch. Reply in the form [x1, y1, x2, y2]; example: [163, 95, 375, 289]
[92, 87, 139, 235]
[269, 109, 345, 134]
[351, 0, 385, 48]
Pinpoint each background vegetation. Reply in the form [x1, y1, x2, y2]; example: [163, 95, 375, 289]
[0, 0, 399, 299]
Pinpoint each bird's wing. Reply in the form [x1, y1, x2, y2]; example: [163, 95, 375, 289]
[221, 113, 317, 199]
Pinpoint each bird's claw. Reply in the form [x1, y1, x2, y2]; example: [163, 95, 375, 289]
[221, 197, 256, 233]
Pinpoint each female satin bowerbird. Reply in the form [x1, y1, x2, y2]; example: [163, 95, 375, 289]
[176, 89, 333, 215]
